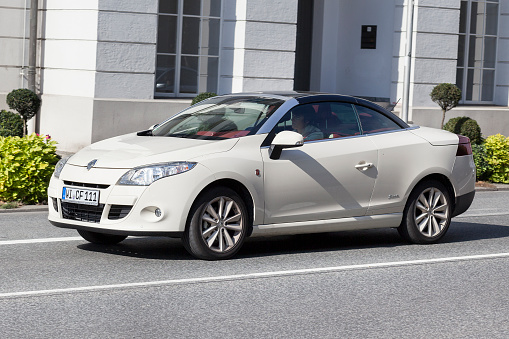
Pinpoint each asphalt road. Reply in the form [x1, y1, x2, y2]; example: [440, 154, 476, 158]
[1, 191, 509, 338]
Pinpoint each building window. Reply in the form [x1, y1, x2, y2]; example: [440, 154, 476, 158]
[456, 0, 498, 103]
[156, 0, 221, 98]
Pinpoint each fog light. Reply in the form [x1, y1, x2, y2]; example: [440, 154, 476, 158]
[154, 208, 162, 217]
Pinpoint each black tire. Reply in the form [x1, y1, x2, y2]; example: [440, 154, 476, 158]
[77, 229, 127, 245]
[398, 180, 452, 244]
[182, 187, 249, 260]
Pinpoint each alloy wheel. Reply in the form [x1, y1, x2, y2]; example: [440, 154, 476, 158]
[413, 187, 449, 237]
[200, 196, 243, 253]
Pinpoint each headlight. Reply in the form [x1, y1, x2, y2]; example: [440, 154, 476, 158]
[53, 156, 70, 179]
[118, 162, 196, 186]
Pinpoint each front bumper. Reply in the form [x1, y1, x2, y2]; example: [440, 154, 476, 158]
[47, 163, 213, 236]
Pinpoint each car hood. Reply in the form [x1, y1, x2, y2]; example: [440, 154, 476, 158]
[67, 133, 238, 169]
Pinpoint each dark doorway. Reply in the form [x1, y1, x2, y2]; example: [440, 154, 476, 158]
[294, 0, 314, 91]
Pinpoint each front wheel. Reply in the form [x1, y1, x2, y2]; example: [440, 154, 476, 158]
[77, 229, 127, 245]
[398, 180, 452, 244]
[182, 187, 249, 260]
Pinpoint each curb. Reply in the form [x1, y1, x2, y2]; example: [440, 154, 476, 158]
[475, 186, 509, 192]
[475, 183, 509, 191]
[0, 205, 48, 214]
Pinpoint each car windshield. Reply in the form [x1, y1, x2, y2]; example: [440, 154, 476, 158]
[151, 96, 284, 139]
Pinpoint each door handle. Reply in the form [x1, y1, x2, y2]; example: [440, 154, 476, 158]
[355, 162, 373, 171]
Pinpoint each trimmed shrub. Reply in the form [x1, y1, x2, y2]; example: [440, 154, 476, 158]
[471, 143, 493, 181]
[191, 92, 217, 105]
[0, 110, 23, 137]
[0, 134, 58, 203]
[443, 116, 482, 145]
[430, 83, 461, 129]
[484, 134, 509, 184]
[6, 88, 41, 136]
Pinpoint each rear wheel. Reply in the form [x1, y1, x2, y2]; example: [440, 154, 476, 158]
[398, 180, 452, 244]
[77, 229, 127, 245]
[182, 187, 248, 260]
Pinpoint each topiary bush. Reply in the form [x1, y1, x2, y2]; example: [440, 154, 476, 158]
[0, 134, 58, 203]
[484, 134, 509, 184]
[191, 92, 217, 105]
[6, 88, 41, 136]
[443, 116, 482, 145]
[471, 143, 493, 181]
[0, 110, 23, 137]
[430, 83, 461, 129]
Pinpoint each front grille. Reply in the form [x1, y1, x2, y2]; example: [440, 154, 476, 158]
[61, 202, 105, 223]
[108, 205, 133, 220]
[64, 181, 110, 189]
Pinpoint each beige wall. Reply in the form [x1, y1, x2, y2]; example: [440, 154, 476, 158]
[411, 107, 509, 137]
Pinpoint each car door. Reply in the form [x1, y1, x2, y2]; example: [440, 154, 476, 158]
[353, 104, 423, 215]
[261, 102, 379, 225]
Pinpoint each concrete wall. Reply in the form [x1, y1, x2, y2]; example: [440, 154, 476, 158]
[38, 0, 299, 152]
[0, 0, 29, 99]
[411, 0, 460, 108]
[412, 107, 509, 137]
[335, 1, 395, 98]
[221, 0, 297, 93]
[38, 0, 160, 151]
[311, 0, 396, 98]
[3, 0, 509, 153]
[95, 1, 157, 99]
[391, 0, 461, 120]
[91, 98, 190, 143]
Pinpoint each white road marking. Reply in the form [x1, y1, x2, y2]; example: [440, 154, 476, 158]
[0, 237, 83, 245]
[1, 252, 509, 299]
[455, 212, 509, 218]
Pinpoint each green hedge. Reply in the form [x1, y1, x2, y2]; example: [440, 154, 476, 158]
[443, 116, 482, 145]
[191, 92, 217, 105]
[484, 134, 509, 184]
[471, 143, 493, 181]
[0, 110, 23, 137]
[0, 134, 58, 203]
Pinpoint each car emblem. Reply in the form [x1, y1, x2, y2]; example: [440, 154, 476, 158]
[87, 159, 98, 170]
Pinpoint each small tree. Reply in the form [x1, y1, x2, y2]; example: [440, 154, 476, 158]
[430, 83, 461, 129]
[6, 88, 41, 136]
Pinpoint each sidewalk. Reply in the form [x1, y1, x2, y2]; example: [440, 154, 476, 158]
[0, 204, 48, 213]
[474, 182, 509, 191]
[1, 182, 508, 214]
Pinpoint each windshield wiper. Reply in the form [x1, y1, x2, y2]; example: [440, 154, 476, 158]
[167, 133, 193, 138]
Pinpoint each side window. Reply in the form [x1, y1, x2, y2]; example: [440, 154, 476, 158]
[328, 103, 361, 138]
[273, 102, 367, 141]
[274, 103, 325, 142]
[355, 105, 402, 134]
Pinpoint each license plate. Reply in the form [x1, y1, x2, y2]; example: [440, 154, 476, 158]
[62, 187, 100, 206]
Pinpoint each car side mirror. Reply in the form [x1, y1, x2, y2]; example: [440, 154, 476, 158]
[269, 131, 304, 160]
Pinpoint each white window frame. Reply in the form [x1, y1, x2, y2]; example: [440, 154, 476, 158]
[155, 0, 223, 98]
[456, 0, 499, 104]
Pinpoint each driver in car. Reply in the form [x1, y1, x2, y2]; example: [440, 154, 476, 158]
[291, 105, 324, 141]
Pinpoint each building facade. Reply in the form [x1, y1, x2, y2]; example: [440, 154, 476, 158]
[1, 0, 508, 152]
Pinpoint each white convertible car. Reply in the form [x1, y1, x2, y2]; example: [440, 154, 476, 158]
[48, 93, 476, 260]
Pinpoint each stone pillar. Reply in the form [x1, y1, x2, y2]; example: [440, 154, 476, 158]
[221, 0, 298, 93]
